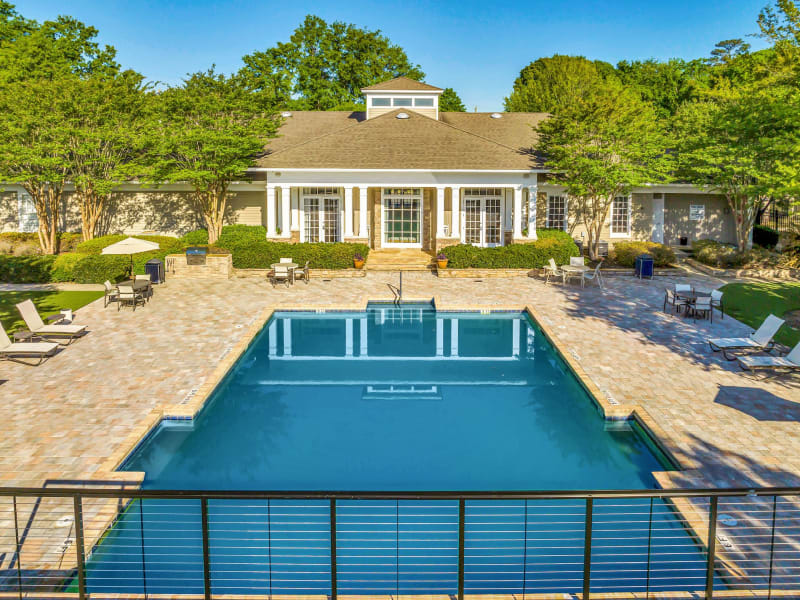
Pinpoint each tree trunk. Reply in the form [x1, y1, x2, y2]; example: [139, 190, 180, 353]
[77, 183, 107, 241]
[199, 183, 228, 245]
[27, 183, 63, 255]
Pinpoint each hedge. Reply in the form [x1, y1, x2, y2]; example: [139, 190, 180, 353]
[754, 224, 780, 249]
[230, 241, 370, 269]
[0, 255, 57, 282]
[70, 255, 131, 284]
[608, 241, 676, 267]
[440, 230, 579, 268]
[180, 229, 210, 245]
[50, 253, 87, 282]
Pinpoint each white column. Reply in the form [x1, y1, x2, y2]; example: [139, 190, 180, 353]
[283, 318, 292, 356]
[451, 187, 460, 238]
[279, 185, 290, 238]
[359, 187, 369, 238]
[291, 188, 300, 232]
[527, 183, 538, 240]
[436, 318, 444, 357]
[436, 186, 446, 237]
[345, 318, 353, 357]
[513, 186, 523, 240]
[450, 318, 459, 357]
[266, 185, 277, 237]
[343, 186, 354, 238]
[360, 317, 368, 356]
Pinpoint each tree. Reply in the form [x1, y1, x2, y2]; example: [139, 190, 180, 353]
[241, 15, 424, 110]
[439, 87, 465, 112]
[147, 69, 279, 244]
[535, 78, 672, 260]
[614, 58, 699, 118]
[62, 71, 149, 240]
[504, 55, 614, 113]
[0, 78, 72, 254]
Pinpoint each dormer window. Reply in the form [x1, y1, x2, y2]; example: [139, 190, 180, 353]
[371, 97, 391, 107]
[393, 97, 412, 107]
[414, 98, 434, 107]
[362, 76, 444, 120]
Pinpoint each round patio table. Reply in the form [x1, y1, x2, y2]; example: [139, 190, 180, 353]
[560, 264, 590, 286]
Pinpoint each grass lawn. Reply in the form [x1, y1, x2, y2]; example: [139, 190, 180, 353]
[0, 290, 104, 333]
[719, 281, 800, 346]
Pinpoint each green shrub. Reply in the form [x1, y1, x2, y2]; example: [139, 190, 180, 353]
[180, 229, 209, 245]
[57, 232, 82, 253]
[217, 225, 267, 247]
[609, 241, 676, 267]
[0, 232, 42, 256]
[0, 255, 56, 282]
[692, 239, 760, 268]
[71, 255, 130, 284]
[74, 234, 127, 254]
[440, 230, 579, 268]
[753, 224, 780, 249]
[50, 253, 87, 282]
[229, 241, 369, 269]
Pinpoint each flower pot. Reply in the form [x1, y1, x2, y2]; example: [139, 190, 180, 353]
[437, 259, 448, 269]
[354, 259, 365, 269]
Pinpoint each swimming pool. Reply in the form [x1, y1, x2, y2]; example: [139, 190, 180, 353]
[81, 304, 716, 595]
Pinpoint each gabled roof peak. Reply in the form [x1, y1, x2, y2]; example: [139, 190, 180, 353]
[361, 76, 443, 93]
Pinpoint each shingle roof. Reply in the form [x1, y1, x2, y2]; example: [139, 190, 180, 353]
[361, 77, 443, 92]
[257, 110, 547, 171]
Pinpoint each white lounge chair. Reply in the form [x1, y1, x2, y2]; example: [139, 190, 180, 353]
[737, 341, 800, 374]
[16, 299, 87, 345]
[0, 322, 59, 365]
[544, 258, 563, 284]
[709, 314, 785, 360]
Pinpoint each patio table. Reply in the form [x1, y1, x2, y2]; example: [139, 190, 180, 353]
[117, 279, 151, 292]
[560, 264, 590, 286]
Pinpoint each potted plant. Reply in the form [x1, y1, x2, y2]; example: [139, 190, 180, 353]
[436, 253, 448, 269]
[353, 253, 365, 269]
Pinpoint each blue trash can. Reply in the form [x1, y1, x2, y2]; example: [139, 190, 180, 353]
[635, 254, 654, 279]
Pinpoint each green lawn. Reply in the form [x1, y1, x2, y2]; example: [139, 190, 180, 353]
[0, 290, 104, 333]
[719, 281, 800, 346]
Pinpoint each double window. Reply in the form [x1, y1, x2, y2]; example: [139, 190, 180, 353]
[302, 187, 340, 243]
[546, 195, 568, 230]
[610, 196, 631, 237]
[463, 188, 503, 247]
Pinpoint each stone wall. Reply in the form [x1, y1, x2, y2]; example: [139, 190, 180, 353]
[165, 254, 233, 279]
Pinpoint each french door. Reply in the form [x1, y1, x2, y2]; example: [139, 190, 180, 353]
[302, 188, 340, 242]
[463, 189, 503, 247]
[382, 188, 422, 248]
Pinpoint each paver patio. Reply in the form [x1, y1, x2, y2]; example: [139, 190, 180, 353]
[1, 270, 798, 490]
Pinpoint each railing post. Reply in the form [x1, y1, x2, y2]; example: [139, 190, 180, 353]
[201, 498, 211, 600]
[705, 496, 718, 600]
[645, 498, 654, 596]
[583, 497, 593, 600]
[330, 499, 338, 600]
[73, 496, 87, 600]
[12, 496, 22, 600]
[458, 499, 465, 600]
[767, 495, 777, 600]
[139, 500, 148, 595]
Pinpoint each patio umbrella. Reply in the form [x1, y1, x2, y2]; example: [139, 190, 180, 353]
[101, 237, 160, 277]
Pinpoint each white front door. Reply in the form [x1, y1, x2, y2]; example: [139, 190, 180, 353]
[462, 190, 503, 247]
[652, 193, 665, 244]
[302, 188, 341, 242]
[382, 188, 422, 248]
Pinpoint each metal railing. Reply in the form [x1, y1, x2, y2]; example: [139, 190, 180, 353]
[1, 486, 800, 599]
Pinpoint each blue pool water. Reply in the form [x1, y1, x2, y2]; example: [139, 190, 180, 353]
[81, 305, 716, 595]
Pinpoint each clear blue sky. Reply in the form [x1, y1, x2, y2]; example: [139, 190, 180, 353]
[17, 0, 769, 110]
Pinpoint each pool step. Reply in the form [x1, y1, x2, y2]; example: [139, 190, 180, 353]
[365, 249, 436, 271]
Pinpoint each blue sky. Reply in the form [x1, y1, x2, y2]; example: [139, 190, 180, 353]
[17, 0, 769, 110]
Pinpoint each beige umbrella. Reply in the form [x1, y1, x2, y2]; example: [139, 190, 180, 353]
[101, 237, 160, 277]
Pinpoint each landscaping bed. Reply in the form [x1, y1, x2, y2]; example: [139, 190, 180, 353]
[439, 229, 579, 268]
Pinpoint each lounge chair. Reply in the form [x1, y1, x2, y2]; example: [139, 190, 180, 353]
[103, 280, 119, 308]
[16, 299, 87, 345]
[582, 260, 604, 289]
[708, 314, 785, 360]
[117, 285, 145, 311]
[544, 258, 562, 284]
[737, 341, 800, 374]
[0, 322, 59, 365]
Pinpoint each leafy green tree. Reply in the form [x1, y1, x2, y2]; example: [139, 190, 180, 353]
[62, 72, 149, 240]
[147, 69, 279, 244]
[504, 55, 614, 113]
[614, 58, 699, 118]
[535, 78, 672, 260]
[439, 87, 466, 112]
[241, 15, 424, 110]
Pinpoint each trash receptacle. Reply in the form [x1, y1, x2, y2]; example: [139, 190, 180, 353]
[573, 238, 583, 255]
[145, 258, 165, 284]
[635, 254, 654, 279]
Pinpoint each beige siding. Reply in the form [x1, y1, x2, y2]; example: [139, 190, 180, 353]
[663, 193, 735, 245]
[0, 191, 18, 233]
[368, 106, 437, 120]
[228, 191, 265, 227]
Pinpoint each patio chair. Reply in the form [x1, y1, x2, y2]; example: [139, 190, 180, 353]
[293, 260, 310, 284]
[708, 314, 785, 360]
[675, 283, 692, 293]
[692, 296, 713, 323]
[16, 299, 87, 345]
[663, 288, 689, 314]
[103, 280, 119, 308]
[135, 273, 153, 301]
[737, 340, 800, 374]
[279, 258, 293, 263]
[117, 285, 146, 311]
[544, 258, 563, 284]
[582, 260, 604, 289]
[271, 265, 291, 287]
[0, 322, 59, 366]
[569, 256, 585, 267]
[710, 290, 724, 319]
